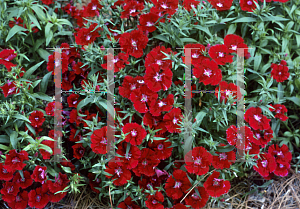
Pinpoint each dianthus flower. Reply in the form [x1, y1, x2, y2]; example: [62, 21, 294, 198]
[144, 64, 173, 92]
[254, 153, 276, 177]
[240, 0, 258, 12]
[74, 23, 101, 46]
[116, 142, 141, 169]
[208, 0, 233, 11]
[269, 104, 288, 121]
[185, 146, 213, 175]
[138, 12, 160, 33]
[145, 191, 164, 209]
[31, 165, 48, 184]
[212, 144, 236, 169]
[209, 44, 233, 65]
[4, 149, 29, 172]
[0, 49, 17, 71]
[28, 184, 49, 209]
[244, 107, 271, 131]
[130, 85, 158, 113]
[145, 46, 174, 70]
[203, 171, 231, 197]
[268, 144, 292, 177]
[270, 60, 290, 82]
[193, 59, 222, 85]
[29, 110, 45, 128]
[184, 187, 209, 209]
[133, 148, 160, 177]
[163, 108, 183, 133]
[105, 159, 131, 186]
[90, 126, 108, 154]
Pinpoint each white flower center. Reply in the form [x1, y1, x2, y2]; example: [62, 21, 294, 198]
[154, 73, 163, 82]
[231, 45, 237, 51]
[279, 164, 284, 168]
[172, 117, 178, 124]
[129, 9, 136, 14]
[131, 130, 137, 137]
[254, 115, 262, 122]
[130, 84, 136, 90]
[146, 22, 153, 27]
[247, 1, 253, 5]
[217, 3, 223, 7]
[204, 69, 212, 77]
[219, 153, 227, 160]
[278, 72, 282, 75]
[115, 168, 123, 177]
[92, 5, 97, 10]
[137, 80, 144, 84]
[261, 160, 268, 167]
[213, 178, 222, 186]
[194, 157, 202, 165]
[156, 60, 162, 65]
[73, 101, 77, 105]
[158, 101, 166, 107]
[161, 3, 168, 9]
[218, 52, 224, 57]
[35, 117, 39, 121]
[174, 181, 182, 188]
[225, 90, 232, 96]
[141, 94, 148, 102]
[113, 58, 119, 63]
[86, 35, 91, 41]
[192, 53, 199, 58]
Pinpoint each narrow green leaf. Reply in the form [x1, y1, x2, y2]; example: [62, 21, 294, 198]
[286, 96, 300, 106]
[13, 114, 30, 123]
[38, 144, 53, 154]
[32, 92, 53, 102]
[25, 122, 36, 136]
[153, 35, 170, 43]
[10, 131, 18, 150]
[28, 13, 41, 30]
[77, 97, 94, 112]
[0, 135, 10, 143]
[216, 145, 235, 152]
[6, 25, 28, 42]
[233, 17, 257, 23]
[40, 72, 52, 93]
[0, 144, 10, 151]
[37, 49, 50, 61]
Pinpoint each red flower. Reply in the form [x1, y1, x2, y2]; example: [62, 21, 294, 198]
[118, 196, 140, 209]
[28, 184, 50, 209]
[207, 0, 233, 11]
[133, 148, 160, 177]
[29, 110, 45, 128]
[12, 171, 33, 189]
[138, 12, 160, 33]
[121, 1, 144, 19]
[215, 81, 242, 104]
[144, 64, 173, 92]
[47, 52, 69, 75]
[240, 0, 258, 12]
[273, 0, 289, 2]
[101, 52, 129, 73]
[72, 61, 90, 77]
[268, 144, 292, 177]
[165, 169, 192, 200]
[67, 93, 80, 108]
[250, 128, 273, 147]
[163, 108, 183, 133]
[151, 0, 179, 17]
[47, 172, 70, 193]
[212, 144, 236, 169]
[269, 104, 288, 121]
[31, 165, 47, 184]
[148, 138, 172, 160]
[149, 94, 174, 117]
[182, 44, 208, 65]
[183, 0, 201, 11]
[41, 0, 53, 5]
[0, 80, 18, 97]
[39, 139, 55, 160]
[209, 44, 233, 65]
[119, 75, 145, 99]
[0, 163, 14, 181]
[244, 107, 271, 131]
[116, 142, 141, 169]
[72, 143, 85, 159]
[145, 191, 164, 209]
[122, 123, 147, 146]
[224, 34, 248, 55]
[90, 126, 107, 154]
[62, 71, 76, 91]
[0, 181, 20, 203]
[143, 112, 168, 134]
[254, 153, 276, 177]
[0, 49, 17, 71]
[45, 101, 55, 116]
[74, 23, 101, 46]
[193, 59, 222, 85]
[7, 190, 28, 209]
[4, 150, 29, 172]
[184, 187, 209, 209]
[88, 173, 101, 193]
[105, 159, 131, 186]
[271, 60, 290, 82]
[204, 171, 231, 197]
[130, 85, 158, 113]
[145, 46, 174, 70]
[83, 0, 103, 17]
[185, 146, 213, 175]
[119, 29, 148, 58]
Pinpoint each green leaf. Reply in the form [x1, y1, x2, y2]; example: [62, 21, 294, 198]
[0, 135, 10, 143]
[38, 144, 53, 154]
[45, 22, 54, 46]
[61, 166, 72, 173]
[32, 92, 53, 102]
[0, 144, 10, 151]
[233, 17, 257, 23]
[57, 19, 73, 27]
[216, 145, 235, 152]
[227, 24, 237, 34]
[77, 97, 94, 112]
[23, 61, 45, 79]
[254, 52, 262, 71]
[282, 38, 288, 52]
[10, 131, 18, 150]
[13, 114, 30, 123]
[25, 122, 36, 136]
[153, 35, 170, 43]
[180, 38, 198, 43]
[286, 96, 300, 106]
[31, 5, 46, 20]
[194, 25, 212, 37]
[37, 49, 50, 61]
[40, 72, 52, 93]
[28, 13, 41, 30]
[6, 25, 28, 42]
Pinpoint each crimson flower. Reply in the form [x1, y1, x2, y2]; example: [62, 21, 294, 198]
[185, 146, 213, 175]
[105, 159, 131, 186]
[215, 81, 242, 104]
[41, 0, 53, 5]
[149, 94, 174, 117]
[122, 123, 147, 146]
[74, 23, 101, 46]
[119, 29, 148, 58]
[151, 0, 179, 17]
[4, 149, 29, 172]
[224, 34, 248, 54]
[182, 44, 208, 65]
[209, 44, 233, 65]
[29, 110, 45, 128]
[226, 125, 255, 149]
[72, 61, 89, 77]
[271, 60, 290, 82]
[145, 191, 164, 209]
[39, 139, 55, 160]
[0, 80, 18, 97]
[28, 184, 49, 209]
[7, 190, 28, 209]
[31, 165, 47, 184]
[268, 144, 292, 177]
[165, 169, 192, 200]
[121, 1, 144, 19]
[193, 59, 222, 85]
[183, 0, 201, 11]
[254, 153, 276, 177]
[130, 85, 158, 113]
[133, 148, 160, 177]
[67, 93, 80, 108]
[47, 52, 69, 75]
[184, 187, 209, 209]
[101, 52, 129, 73]
[145, 46, 174, 70]
[0, 49, 17, 71]
[208, 0, 233, 11]
[118, 196, 140, 209]
[83, 0, 103, 17]
[144, 64, 173, 92]
[212, 144, 236, 169]
[88, 173, 101, 193]
[116, 142, 141, 169]
[204, 171, 231, 197]
[47, 172, 70, 193]
[143, 112, 168, 134]
[240, 0, 258, 12]
[250, 128, 273, 147]
[119, 75, 145, 99]
[90, 126, 107, 154]
[269, 104, 288, 121]
[12, 170, 33, 189]
[244, 107, 271, 131]
[72, 143, 85, 159]
[138, 12, 160, 33]
[0, 163, 14, 181]
[0, 181, 20, 203]
[45, 101, 55, 116]
[148, 138, 172, 160]
[163, 108, 183, 133]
